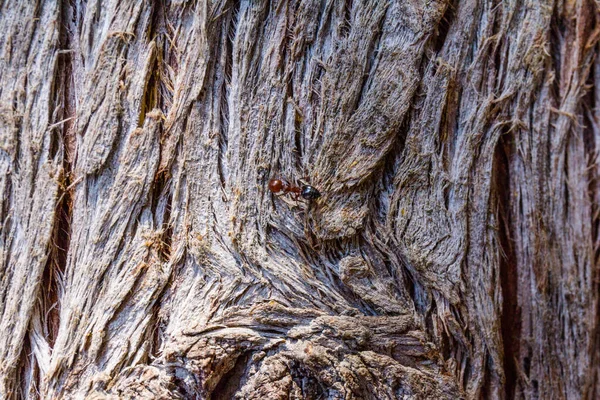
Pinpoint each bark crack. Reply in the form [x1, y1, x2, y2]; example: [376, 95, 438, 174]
[40, 0, 77, 352]
[494, 130, 520, 400]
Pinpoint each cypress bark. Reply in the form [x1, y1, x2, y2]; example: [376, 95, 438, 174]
[0, 0, 598, 399]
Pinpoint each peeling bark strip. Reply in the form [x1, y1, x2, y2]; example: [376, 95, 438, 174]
[0, 0, 599, 399]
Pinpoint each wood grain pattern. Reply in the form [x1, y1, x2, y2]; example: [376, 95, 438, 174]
[0, 0, 598, 399]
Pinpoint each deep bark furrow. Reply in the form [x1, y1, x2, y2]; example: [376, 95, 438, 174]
[495, 132, 519, 400]
[0, 0, 63, 397]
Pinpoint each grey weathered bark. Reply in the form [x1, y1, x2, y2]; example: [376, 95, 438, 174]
[0, 0, 598, 399]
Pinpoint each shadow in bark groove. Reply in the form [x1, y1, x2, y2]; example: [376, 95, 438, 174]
[431, 0, 457, 56]
[212, 351, 251, 400]
[494, 130, 520, 400]
[39, 0, 78, 350]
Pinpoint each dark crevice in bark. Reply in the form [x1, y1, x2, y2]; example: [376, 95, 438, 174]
[168, 364, 202, 398]
[292, 99, 303, 172]
[147, 0, 165, 42]
[282, 2, 303, 172]
[11, 102, 22, 176]
[432, 297, 452, 362]
[149, 1, 177, 258]
[308, 61, 325, 110]
[139, 59, 160, 127]
[494, 131, 520, 400]
[216, 2, 239, 191]
[462, 344, 472, 391]
[225, 0, 237, 81]
[549, 9, 564, 100]
[39, 0, 77, 351]
[287, 85, 305, 175]
[212, 352, 251, 399]
[217, 1, 240, 192]
[289, 362, 328, 399]
[160, 188, 174, 261]
[481, 352, 492, 400]
[376, 129, 406, 211]
[437, 75, 460, 182]
[432, 0, 457, 55]
[563, 148, 570, 220]
[138, 2, 164, 127]
[42, 172, 73, 347]
[404, 261, 417, 307]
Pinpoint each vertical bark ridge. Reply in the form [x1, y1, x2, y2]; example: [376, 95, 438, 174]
[506, 1, 599, 398]
[39, 1, 169, 397]
[0, 1, 63, 397]
[588, 36, 600, 400]
[28, 1, 79, 394]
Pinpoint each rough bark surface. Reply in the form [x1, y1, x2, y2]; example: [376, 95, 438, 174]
[0, 0, 599, 399]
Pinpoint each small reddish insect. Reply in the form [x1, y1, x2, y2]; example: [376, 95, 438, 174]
[268, 178, 321, 201]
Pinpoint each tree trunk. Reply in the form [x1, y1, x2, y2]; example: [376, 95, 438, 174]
[0, 0, 598, 399]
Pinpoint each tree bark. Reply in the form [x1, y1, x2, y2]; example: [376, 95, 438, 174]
[0, 0, 598, 399]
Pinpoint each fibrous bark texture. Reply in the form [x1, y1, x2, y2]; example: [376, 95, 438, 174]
[0, 0, 599, 399]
